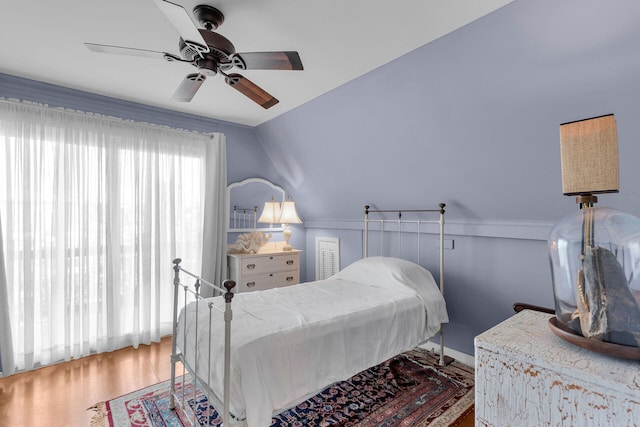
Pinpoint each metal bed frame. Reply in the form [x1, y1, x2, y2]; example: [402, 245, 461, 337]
[169, 202, 449, 426]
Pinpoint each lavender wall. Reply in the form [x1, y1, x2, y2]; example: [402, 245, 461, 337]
[255, 0, 640, 355]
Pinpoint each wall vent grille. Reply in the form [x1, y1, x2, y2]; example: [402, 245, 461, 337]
[316, 237, 340, 280]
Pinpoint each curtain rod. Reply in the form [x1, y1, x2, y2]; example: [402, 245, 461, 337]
[0, 96, 219, 138]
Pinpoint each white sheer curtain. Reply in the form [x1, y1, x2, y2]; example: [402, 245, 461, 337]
[0, 214, 14, 375]
[0, 99, 226, 374]
[201, 134, 228, 297]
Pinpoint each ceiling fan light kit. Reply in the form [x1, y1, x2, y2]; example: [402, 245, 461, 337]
[86, 1, 303, 108]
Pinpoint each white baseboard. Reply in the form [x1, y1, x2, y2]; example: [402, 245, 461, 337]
[419, 342, 475, 368]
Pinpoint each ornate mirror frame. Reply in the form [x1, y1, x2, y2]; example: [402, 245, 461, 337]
[227, 178, 286, 233]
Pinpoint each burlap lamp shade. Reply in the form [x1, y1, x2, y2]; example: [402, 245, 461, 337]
[559, 114, 619, 196]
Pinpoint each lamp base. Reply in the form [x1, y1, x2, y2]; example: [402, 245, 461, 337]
[282, 224, 294, 251]
[549, 316, 640, 360]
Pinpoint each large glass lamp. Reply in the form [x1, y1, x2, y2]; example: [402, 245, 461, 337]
[549, 114, 640, 355]
[277, 201, 302, 251]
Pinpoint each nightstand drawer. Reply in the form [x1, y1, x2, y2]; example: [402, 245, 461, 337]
[240, 253, 298, 275]
[236, 270, 299, 292]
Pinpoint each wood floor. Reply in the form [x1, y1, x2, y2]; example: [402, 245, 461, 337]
[0, 338, 475, 426]
[0, 337, 179, 427]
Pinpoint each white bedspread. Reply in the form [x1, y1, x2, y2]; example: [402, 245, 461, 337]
[176, 256, 448, 427]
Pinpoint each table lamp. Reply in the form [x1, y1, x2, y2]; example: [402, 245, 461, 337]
[277, 201, 302, 251]
[549, 114, 640, 355]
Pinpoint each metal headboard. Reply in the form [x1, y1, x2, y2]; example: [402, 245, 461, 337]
[232, 205, 258, 229]
[364, 203, 445, 288]
[363, 203, 451, 365]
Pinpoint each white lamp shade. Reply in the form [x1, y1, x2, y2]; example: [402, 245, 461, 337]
[278, 201, 302, 224]
[559, 114, 619, 196]
[258, 200, 281, 224]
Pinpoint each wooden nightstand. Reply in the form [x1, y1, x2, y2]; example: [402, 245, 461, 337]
[227, 249, 300, 293]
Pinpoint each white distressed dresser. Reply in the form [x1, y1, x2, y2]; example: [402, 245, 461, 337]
[475, 309, 640, 426]
[227, 248, 300, 293]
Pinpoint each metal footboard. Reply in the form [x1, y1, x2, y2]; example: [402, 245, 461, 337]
[170, 258, 236, 426]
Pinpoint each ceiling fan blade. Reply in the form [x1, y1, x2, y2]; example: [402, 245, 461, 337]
[85, 43, 174, 60]
[225, 73, 279, 109]
[171, 73, 206, 102]
[153, 0, 209, 54]
[231, 52, 303, 71]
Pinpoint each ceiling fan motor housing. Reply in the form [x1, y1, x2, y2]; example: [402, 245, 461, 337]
[179, 30, 236, 71]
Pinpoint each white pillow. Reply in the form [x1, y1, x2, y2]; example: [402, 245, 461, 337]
[334, 256, 439, 297]
[333, 256, 449, 327]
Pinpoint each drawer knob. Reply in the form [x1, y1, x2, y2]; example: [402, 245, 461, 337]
[269, 273, 273, 277]
[269, 256, 274, 260]
[247, 281, 256, 287]
[247, 264, 256, 270]
[286, 276, 294, 282]
[286, 260, 294, 265]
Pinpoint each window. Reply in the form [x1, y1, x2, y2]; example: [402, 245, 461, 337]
[0, 101, 224, 372]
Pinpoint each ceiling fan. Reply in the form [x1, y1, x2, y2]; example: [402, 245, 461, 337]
[85, 0, 303, 109]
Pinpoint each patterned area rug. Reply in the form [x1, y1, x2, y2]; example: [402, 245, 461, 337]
[89, 347, 474, 427]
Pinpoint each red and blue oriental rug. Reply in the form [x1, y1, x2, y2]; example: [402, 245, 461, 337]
[89, 347, 474, 427]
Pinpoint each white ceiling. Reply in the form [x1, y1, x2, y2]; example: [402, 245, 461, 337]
[0, 0, 512, 127]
